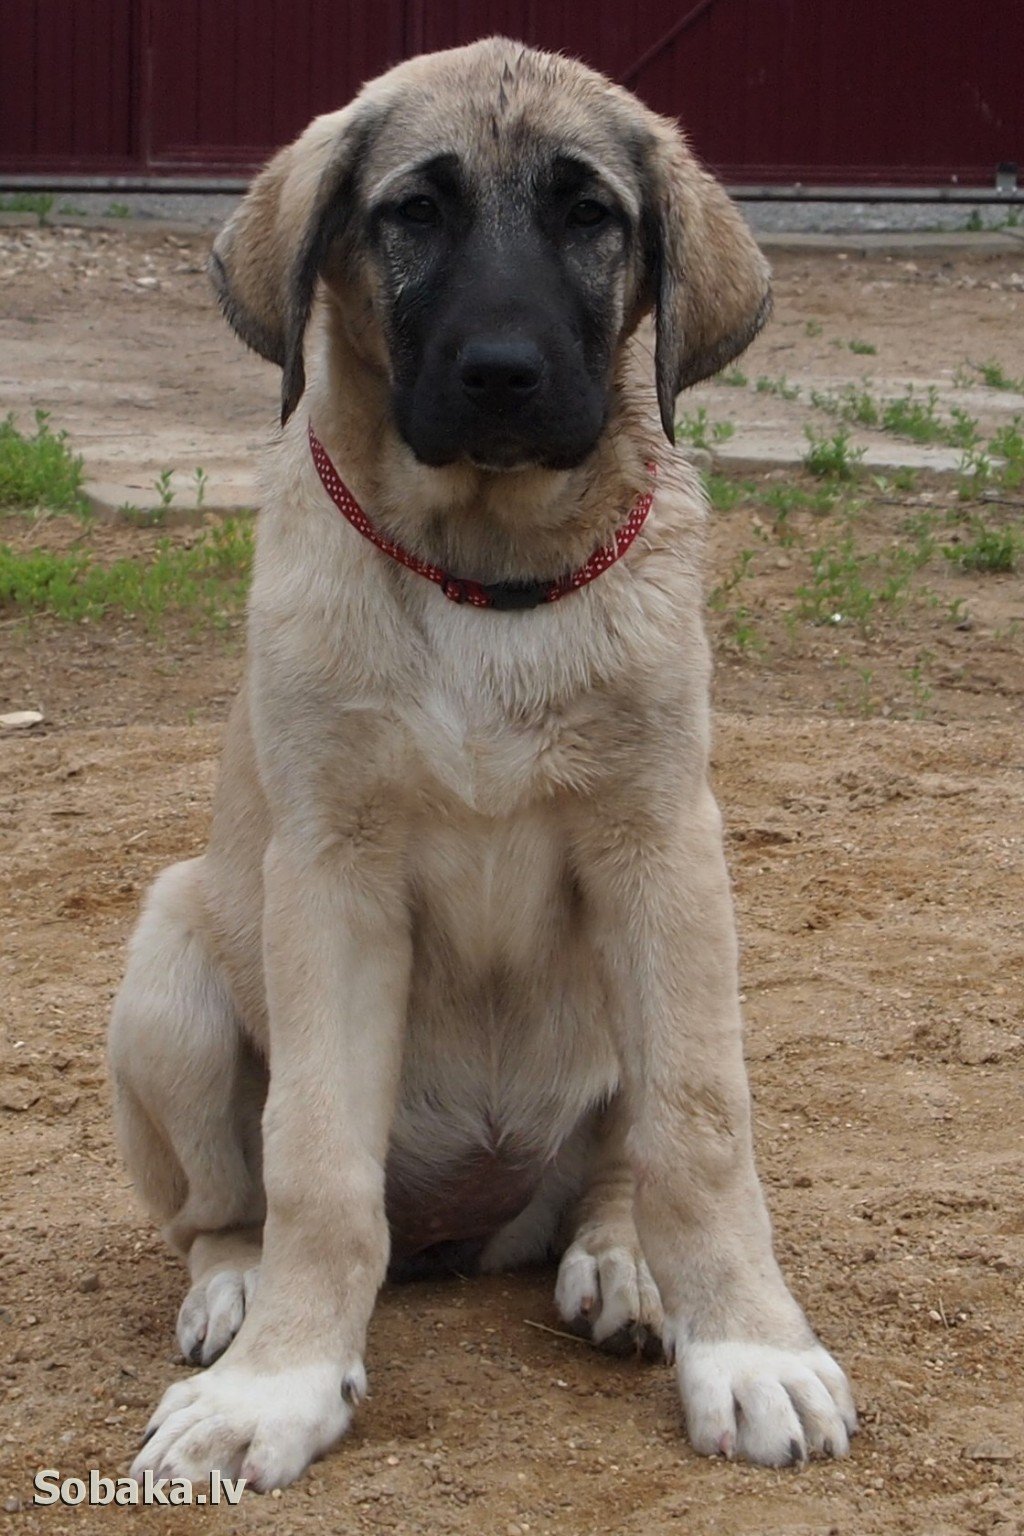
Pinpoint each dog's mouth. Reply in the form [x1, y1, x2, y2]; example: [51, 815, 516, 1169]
[399, 414, 605, 475]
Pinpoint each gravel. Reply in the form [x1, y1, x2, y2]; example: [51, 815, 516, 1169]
[7, 189, 1021, 237]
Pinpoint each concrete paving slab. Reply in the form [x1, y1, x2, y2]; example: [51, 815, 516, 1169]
[715, 435, 969, 476]
[83, 475, 257, 525]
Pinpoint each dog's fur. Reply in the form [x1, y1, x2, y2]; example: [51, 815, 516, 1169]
[111, 38, 855, 1489]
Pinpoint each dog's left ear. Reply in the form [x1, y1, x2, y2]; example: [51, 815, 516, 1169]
[210, 105, 380, 425]
[641, 120, 772, 442]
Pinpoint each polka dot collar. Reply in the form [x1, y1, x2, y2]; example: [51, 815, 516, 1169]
[309, 421, 655, 611]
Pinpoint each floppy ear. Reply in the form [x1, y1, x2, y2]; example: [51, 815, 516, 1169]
[209, 106, 379, 425]
[643, 121, 772, 442]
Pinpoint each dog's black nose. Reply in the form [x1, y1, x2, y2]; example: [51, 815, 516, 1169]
[458, 339, 543, 408]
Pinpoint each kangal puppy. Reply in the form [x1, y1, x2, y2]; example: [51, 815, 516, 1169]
[111, 37, 856, 1490]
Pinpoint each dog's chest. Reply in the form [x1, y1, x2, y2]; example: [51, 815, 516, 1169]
[404, 668, 599, 817]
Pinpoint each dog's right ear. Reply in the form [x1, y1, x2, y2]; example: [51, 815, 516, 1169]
[210, 106, 379, 425]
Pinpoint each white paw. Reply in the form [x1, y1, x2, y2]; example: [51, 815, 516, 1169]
[131, 1358, 365, 1491]
[555, 1240, 664, 1357]
[177, 1267, 259, 1366]
[676, 1340, 857, 1467]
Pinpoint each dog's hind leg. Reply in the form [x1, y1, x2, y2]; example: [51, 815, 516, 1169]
[553, 1099, 664, 1359]
[109, 857, 266, 1366]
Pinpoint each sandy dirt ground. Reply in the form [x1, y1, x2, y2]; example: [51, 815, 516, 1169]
[1, 228, 1023, 1534]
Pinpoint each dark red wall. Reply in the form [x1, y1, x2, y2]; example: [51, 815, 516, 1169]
[1, 0, 1021, 185]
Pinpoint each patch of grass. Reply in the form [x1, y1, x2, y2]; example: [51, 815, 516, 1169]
[989, 418, 1024, 489]
[755, 375, 801, 401]
[758, 480, 843, 544]
[675, 408, 735, 451]
[957, 416, 1024, 497]
[944, 520, 1021, 573]
[105, 201, 132, 219]
[805, 319, 823, 338]
[847, 339, 877, 356]
[702, 472, 750, 512]
[717, 603, 763, 653]
[0, 192, 54, 218]
[975, 360, 1024, 392]
[0, 411, 86, 513]
[803, 427, 864, 481]
[879, 387, 946, 442]
[794, 535, 912, 633]
[811, 383, 880, 429]
[878, 388, 980, 448]
[718, 367, 748, 387]
[0, 519, 254, 625]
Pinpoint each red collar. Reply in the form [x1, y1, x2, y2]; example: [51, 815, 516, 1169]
[308, 422, 654, 611]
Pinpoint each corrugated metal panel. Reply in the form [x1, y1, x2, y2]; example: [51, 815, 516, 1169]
[619, 0, 1023, 184]
[0, 0, 135, 171]
[415, 0, 1023, 185]
[144, 0, 406, 170]
[0, 0, 1021, 185]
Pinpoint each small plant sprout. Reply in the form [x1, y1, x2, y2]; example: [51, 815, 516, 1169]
[719, 367, 748, 387]
[154, 469, 175, 509]
[805, 319, 823, 338]
[193, 467, 209, 508]
[848, 339, 877, 355]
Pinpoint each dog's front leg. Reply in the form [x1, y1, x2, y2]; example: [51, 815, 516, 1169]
[132, 826, 410, 1491]
[573, 784, 856, 1467]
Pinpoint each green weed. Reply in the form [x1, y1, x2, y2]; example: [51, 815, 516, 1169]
[0, 192, 54, 218]
[718, 367, 748, 387]
[944, 520, 1021, 573]
[0, 411, 87, 513]
[848, 339, 877, 356]
[702, 473, 747, 512]
[976, 360, 1024, 392]
[803, 427, 864, 480]
[811, 384, 880, 429]
[755, 375, 801, 401]
[675, 408, 735, 451]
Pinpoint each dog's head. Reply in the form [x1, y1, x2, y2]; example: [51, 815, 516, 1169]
[211, 38, 770, 470]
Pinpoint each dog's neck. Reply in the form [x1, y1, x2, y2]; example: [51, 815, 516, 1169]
[306, 303, 662, 587]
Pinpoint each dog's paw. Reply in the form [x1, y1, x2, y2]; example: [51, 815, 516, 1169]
[131, 1358, 364, 1491]
[675, 1340, 857, 1467]
[555, 1239, 664, 1359]
[176, 1267, 259, 1367]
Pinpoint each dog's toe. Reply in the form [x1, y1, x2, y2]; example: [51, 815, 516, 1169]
[678, 1341, 857, 1467]
[555, 1240, 664, 1358]
[176, 1266, 259, 1368]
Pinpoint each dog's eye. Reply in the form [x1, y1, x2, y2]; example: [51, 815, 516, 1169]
[397, 196, 441, 226]
[567, 199, 610, 228]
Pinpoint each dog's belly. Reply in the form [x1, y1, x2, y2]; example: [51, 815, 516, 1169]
[385, 806, 618, 1261]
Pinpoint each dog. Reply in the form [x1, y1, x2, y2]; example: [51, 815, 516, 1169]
[110, 36, 856, 1490]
